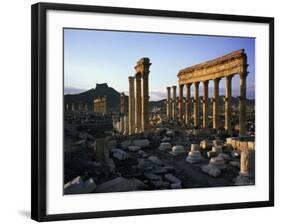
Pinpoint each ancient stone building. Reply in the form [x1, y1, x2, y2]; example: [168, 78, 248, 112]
[94, 96, 107, 114]
[167, 49, 248, 136]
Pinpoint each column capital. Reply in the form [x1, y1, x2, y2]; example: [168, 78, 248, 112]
[186, 83, 192, 88]
[226, 75, 233, 80]
[214, 77, 221, 83]
[203, 80, 209, 85]
[239, 72, 248, 78]
[194, 82, 200, 87]
[167, 86, 171, 90]
[128, 76, 135, 81]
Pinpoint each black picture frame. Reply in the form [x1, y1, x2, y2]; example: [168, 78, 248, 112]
[31, 2, 274, 222]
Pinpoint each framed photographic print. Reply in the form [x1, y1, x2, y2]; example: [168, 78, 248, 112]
[31, 2, 274, 222]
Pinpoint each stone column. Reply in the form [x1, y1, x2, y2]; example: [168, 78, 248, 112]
[94, 138, 109, 163]
[124, 115, 129, 135]
[194, 82, 199, 128]
[84, 103, 88, 112]
[120, 92, 125, 114]
[78, 102, 82, 112]
[225, 75, 232, 131]
[135, 74, 142, 133]
[141, 72, 149, 132]
[103, 97, 107, 114]
[178, 84, 184, 123]
[203, 80, 209, 128]
[240, 142, 255, 177]
[120, 116, 124, 133]
[166, 86, 171, 120]
[172, 85, 177, 120]
[71, 103, 75, 112]
[185, 83, 191, 124]
[239, 73, 247, 136]
[213, 78, 220, 129]
[128, 76, 135, 135]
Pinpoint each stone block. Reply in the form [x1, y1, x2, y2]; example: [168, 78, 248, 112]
[201, 164, 221, 177]
[64, 176, 96, 194]
[164, 174, 181, 184]
[128, 145, 141, 152]
[133, 139, 150, 148]
[120, 140, 132, 149]
[158, 142, 172, 151]
[112, 148, 129, 160]
[148, 156, 163, 166]
[94, 177, 147, 193]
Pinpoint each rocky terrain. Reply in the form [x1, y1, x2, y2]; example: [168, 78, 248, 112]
[64, 116, 254, 195]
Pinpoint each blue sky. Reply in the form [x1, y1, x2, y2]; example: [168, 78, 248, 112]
[64, 28, 255, 100]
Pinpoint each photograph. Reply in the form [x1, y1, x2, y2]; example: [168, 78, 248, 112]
[63, 28, 256, 194]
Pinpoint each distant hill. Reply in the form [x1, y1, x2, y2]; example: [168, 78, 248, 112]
[64, 83, 255, 113]
[64, 83, 128, 113]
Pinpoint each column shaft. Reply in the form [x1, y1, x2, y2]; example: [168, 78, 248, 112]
[135, 74, 142, 133]
[128, 76, 135, 135]
[178, 84, 184, 123]
[166, 87, 171, 120]
[185, 84, 191, 124]
[120, 92, 125, 114]
[172, 86, 177, 120]
[213, 78, 220, 129]
[141, 73, 149, 132]
[239, 73, 247, 136]
[225, 76, 232, 131]
[203, 81, 209, 128]
[194, 82, 199, 128]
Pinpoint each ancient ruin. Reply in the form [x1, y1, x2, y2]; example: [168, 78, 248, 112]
[167, 49, 248, 136]
[128, 58, 151, 134]
[64, 49, 255, 195]
[94, 96, 107, 114]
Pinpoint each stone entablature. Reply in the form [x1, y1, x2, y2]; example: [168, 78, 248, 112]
[177, 49, 247, 85]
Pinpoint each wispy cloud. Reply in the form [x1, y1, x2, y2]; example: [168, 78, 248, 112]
[64, 86, 87, 95]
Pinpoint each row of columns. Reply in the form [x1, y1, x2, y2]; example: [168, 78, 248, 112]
[128, 58, 151, 135]
[65, 102, 89, 112]
[166, 73, 247, 136]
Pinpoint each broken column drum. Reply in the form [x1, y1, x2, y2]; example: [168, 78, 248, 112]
[177, 49, 248, 134]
